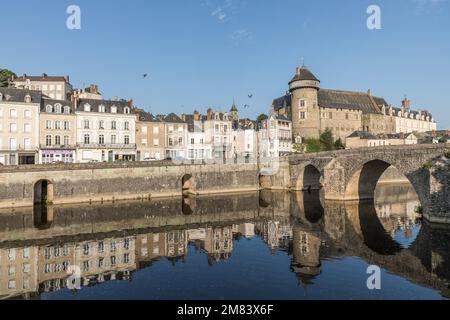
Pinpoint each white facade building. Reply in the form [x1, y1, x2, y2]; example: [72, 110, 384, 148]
[0, 88, 41, 165]
[259, 114, 292, 158]
[74, 98, 136, 163]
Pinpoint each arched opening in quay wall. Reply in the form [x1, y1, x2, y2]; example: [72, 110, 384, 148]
[34, 179, 54, 205]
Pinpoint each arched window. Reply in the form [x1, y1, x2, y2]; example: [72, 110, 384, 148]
[46, 105, 53, 113]
[24, 94, 32, 103]
[124, 107, 130, 114]
[99, 105, 106, 113]
[64, 106, 70, 114]
[55, 103, 62, 113]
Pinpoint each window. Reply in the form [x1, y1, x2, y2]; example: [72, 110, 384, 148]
[300, 112, 306, 120]
[24, 110, 32, 118]
[329, 112, 333, 119]
[10, 109, 17, 118]
[111, 135, 116, 144]
[141, 126, 148, 134]
[64, 136, 69, 145]
[124, 135, 130, 145]
[8, 248, 16, 261]
[46, 120, 52, 129]
[179, 137, 183, 145]
[124, 107, 130, 114]
[99, 134, 105, 144]
[153, 127, 159, 135]
[55, 104, 62, 113]
[99, 105, 106, 113]
[46, 135, 52, 146]
[55, 121, 61, 130]
[98, 242, 104, 253]
[153, 138, 159, 146]
[111, 106, 117, 113]
[83, 244, 90, 256]
[10, 123, 17, 133]
[64, 106, 70, 114]
[111, 121, 117, 130]
[83, 104, 91, 112]
[84, 134, 90, 144]
[191, 138, 195, 144]
[24, 123, 31, 133]
[169, 138, 173, 146]
[141, 138, 148, 146]
[124, 121, 130, 130]
[64, 121, 70, 130]
[24, 138, 31, 150]
[55, 135, 61, 145]
[99, 120, 104, 129]
[23, 247, 30, 259]
[299, 99, 306, 108]
[84, 120, 90, 129]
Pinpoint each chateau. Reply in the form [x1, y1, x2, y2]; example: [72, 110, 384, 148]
[272, 66, 438, 143]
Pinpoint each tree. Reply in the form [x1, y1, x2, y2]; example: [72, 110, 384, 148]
[0, 68, 16, 87]
[256, 113, 268, 124]
[334, 138, 345, 150]
[305, 138, 321, 153]
[320, 129, 335, 151]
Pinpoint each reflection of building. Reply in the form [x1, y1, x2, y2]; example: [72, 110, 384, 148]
[135, 233, 166, 268]
[292, 227, 322, 286]
[255, 221, 292, 253]
[0, 246, 39, 298]
[232, 223, 255, 239]
[204, 227, 233, 263]
[165, 230, 188, 262]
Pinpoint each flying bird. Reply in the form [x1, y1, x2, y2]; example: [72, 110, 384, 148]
[248, 94, 253, 99]
[142, 74, 149, 79]
[244, 104, 250, 109]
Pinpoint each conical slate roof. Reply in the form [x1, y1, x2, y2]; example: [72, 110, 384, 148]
[289, 66, 320, 83]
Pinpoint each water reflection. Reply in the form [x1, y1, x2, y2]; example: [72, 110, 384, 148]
[0, 184, 449, 300]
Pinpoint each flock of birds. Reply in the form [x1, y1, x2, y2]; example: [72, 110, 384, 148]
[141, 73, 254, 110]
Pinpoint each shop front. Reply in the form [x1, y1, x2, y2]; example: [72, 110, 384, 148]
[41, 149, 75, 164]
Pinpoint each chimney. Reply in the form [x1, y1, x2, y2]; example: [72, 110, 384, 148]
[194, 110, 199, 121]
[367, 89, 371, 96]
[65, 75, 70, 83]
[402, 97, 411, 109]
[181, 114, 186, 122]
[42, 73, 47, 78]
[207, 108, 213, 121]
[296, 67, 301, 76]
[129, 98, 134, 109]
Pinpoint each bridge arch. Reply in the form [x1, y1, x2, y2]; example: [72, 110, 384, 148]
[34, 179, 54, 205]
[294, 164, 322, 191]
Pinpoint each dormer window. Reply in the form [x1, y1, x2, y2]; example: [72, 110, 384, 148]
[0, 93, 3, 101]
[111, 106, 117, 114]
[99, 105, 106, 113]
[64, 106, 71, 114]
[46, 105, 53, 113]
[24, 94, 32, 103]
[84, 104, 91, 112]
[124, 107, 130, 114]
[55, 103, 62, 113]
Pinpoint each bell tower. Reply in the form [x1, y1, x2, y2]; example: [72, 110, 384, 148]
[289, 66, 321, 142]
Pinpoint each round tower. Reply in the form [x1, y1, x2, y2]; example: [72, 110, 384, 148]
[289, 66, 321, 142]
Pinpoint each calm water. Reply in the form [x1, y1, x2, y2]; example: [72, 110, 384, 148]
[0, 184, 449, 300]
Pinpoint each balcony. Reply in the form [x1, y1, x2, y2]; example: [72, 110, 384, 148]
[40, 144, 77, 150]
[77, 143, 137, 149]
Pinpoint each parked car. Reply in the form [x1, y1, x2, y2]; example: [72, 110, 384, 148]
[143, 157, 157, 162]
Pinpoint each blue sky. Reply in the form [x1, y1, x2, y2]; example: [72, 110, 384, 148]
[0, 0, 449, 128]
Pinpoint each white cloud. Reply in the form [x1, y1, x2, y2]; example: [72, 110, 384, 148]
[229, 29, 252, 42]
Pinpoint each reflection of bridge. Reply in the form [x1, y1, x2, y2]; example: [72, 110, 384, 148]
[0, 191, 449, 299]
[264, 144, 450, 224]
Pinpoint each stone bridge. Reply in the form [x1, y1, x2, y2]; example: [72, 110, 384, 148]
[263, 144, 450, 224]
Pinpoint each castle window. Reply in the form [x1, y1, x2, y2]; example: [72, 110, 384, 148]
[299, 99, 306, 108]
[300, 112, 307, 120]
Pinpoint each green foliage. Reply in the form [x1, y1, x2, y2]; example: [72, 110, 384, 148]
[415, 206, 423, 214]
[319, 129, 334, 151]
[334, 138, 345, 150]
[423, 163, 433, 170]
[305, 138, 322, 153]
[292, 143, 305, 153]
[445, 152, 450, 159]
[256, 113, 268, 124]
[438, 137, 448, 144]
[0, 68, 16, 87]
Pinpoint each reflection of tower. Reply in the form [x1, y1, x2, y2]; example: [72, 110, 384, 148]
[292, 225, 322, 286]
[204, 226, 233, 265]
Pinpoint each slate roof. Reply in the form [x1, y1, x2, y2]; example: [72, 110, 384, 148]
[289, 66, 320, 84]
[41, 99, 74, 113]
[0, 87, 42, 104]
[164, 113, 186, 123]
[77, 98, 133, 114]
[14, 75, 68, 82]
[348, 131, 377, 139]
[135, 109, 161, 122]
